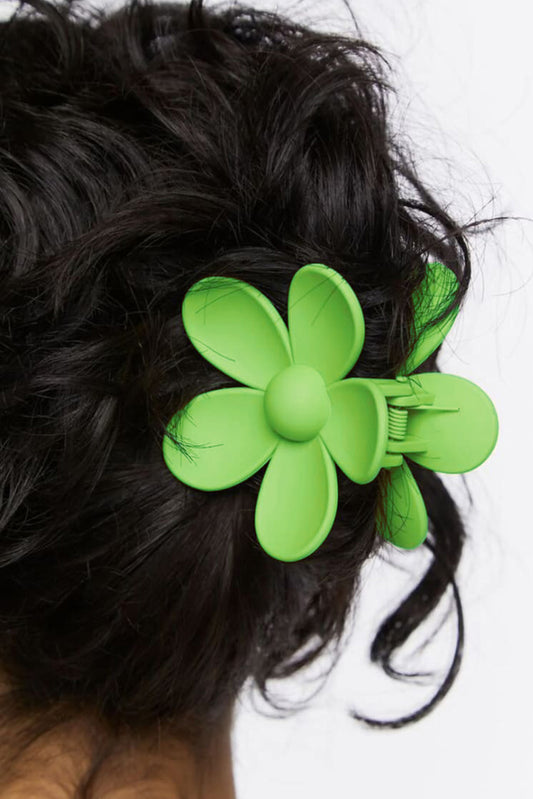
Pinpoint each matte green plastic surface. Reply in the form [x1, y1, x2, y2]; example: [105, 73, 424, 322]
[255, 437, 338, 562]
[404, 372, 499, 473]
[380, 461, 429, 549]
[321, 378, 388, 483]
[288, 263, 365, 384]
[163, 261, 499, 561]
[165, 263, 372, 561]
[264, 365, 331, 442]
[403, 262, 460, 375]
[182, 275, 291, 390]
[163, 388, 277, 490]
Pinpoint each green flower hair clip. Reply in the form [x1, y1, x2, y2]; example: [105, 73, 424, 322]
[163, 263, 498, 561]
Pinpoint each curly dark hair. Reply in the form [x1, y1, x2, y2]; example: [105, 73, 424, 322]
[0, 0, 475, 785]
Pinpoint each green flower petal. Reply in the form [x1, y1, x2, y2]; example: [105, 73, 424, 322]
[321, 378, 388, 483]
[288, 263, 365, 385]
[183, 276, 292, 389]
[163, 388, 278, 490]
[255, 437, 338, 561]
[379, 461, 428, 549]
[405, 373, 499, 473]
[403, 262, 460, 375]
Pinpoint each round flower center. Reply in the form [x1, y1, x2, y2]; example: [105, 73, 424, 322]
[264, 365, 331, 442]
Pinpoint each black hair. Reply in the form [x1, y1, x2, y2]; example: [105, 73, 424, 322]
[0, 0, 477, 789]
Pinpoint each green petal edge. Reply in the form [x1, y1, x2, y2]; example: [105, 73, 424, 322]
[405, 372, 499, 473]
[182, 275, 292, 389]
[379, 461, 428, 549]
[321, 378, 388, 483]
[288, 263, 365, 385]
[255, 437, 338, 562]
[403, 262, 460, 375]
[163, 387, 278, 490]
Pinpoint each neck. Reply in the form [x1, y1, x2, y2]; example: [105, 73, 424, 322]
[0, 713, 236, 799]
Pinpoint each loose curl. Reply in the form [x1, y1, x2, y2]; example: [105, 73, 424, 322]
[0, 0, 474, 788]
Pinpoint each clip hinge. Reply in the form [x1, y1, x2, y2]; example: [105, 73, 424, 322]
[375, 378, 435, 469]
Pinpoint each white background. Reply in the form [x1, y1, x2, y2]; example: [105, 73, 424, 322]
[2, 1, 531, 796]
[228, 2, 533, 798]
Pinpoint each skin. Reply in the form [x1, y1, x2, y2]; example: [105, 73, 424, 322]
[0, 712, 237, 799]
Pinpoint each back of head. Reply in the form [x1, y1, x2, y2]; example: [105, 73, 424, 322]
[0, 0, 474, 792]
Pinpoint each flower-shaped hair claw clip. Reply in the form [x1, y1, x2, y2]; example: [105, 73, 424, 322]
[163, 263, 498, 561]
